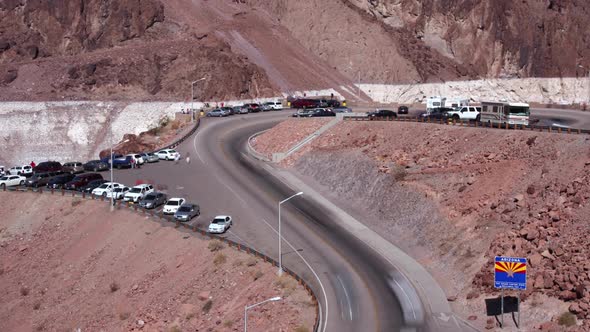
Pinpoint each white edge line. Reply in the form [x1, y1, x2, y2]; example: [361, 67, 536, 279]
[391, 276, 417, 321]
[260, 218, 328, 332]
[192, 127, 206, 165]
[336, 275, 353, 321]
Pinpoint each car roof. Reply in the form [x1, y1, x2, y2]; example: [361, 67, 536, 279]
[168, 197, 185, 201]
[214, 215, 230, 219]
[134, 184, 152, 188]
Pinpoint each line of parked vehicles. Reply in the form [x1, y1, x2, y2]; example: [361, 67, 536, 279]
[1, 149, 233, 234]
[206, 101, 284, 117]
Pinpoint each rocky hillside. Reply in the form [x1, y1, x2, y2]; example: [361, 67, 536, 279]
[0, 0, 275, 101]
[248, 0, 590, 83]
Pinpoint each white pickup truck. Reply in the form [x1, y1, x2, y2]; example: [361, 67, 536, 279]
[446, 106, 482, 122]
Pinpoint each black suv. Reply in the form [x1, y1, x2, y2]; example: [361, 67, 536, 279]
[46, 173, 76, 189]
[25, 171, 63, 188]
[34, 161, 62, 174]
[84, 160, 109, 172]
[367, 109, 397, 118]
[397, 105, 409, 114]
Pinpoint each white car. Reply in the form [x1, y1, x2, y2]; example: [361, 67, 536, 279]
[107, 186, 130, 200]
[264, 101, 284, 110]
[91, 182, 123, 197]
[162, 197, 186, 214]
[126, 153, 145, 165]
[9, 165, 33, 176]
[208, 215, 232, 234]
[123, 184, 155, 203]
[0, 175, 26, 188]
[156, 149, 180, 161]
[446, 106, 482, 122]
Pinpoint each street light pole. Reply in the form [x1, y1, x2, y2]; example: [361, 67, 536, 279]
[278, 191, 303, 276]
[244, 296, 281, 332]
[191, 77, 207, 122]
[109, 125, 114, 211]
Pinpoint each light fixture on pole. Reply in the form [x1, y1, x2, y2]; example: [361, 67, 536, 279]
[191, 77, 207, 122]
[278, 191, 303, 276]
[578, 65, 589, 111]
[244, 296, 281, 332]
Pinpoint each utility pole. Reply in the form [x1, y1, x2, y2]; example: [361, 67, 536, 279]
[278, 192, 303, 276]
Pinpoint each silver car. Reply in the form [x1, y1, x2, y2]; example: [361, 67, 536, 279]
[139, 192, 167, 209]
[63, 162, 84, 174]
[141, 153, 159, 163]
[174, 203, 201, 222]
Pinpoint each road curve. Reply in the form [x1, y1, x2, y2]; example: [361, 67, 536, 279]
[118, 112, 409, 331]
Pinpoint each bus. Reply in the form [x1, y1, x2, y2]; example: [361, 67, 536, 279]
[480, 102, 530, 126]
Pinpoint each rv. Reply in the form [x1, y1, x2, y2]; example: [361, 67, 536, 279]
[480, 102, 530, 126]
[444, 98, 469, 109]
[426, 96, 446, 112]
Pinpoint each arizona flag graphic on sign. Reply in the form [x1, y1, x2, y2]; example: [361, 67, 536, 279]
[494, 256, 527, 290]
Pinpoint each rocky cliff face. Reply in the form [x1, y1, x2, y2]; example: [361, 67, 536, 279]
[354, 0, 590, 79]
[0, 0, 275, 100]
[248, 0, 590, 83]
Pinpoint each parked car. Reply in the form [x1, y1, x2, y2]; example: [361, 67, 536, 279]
[208, 215, 232, 234]
[367, 109, 397, 118]
[292, 109, 316, 117]
[46, 173, 76, 189]
[174, 203, 201, 222]
[326, 100, 341, 108]
[0, 166, 5, 176]
[33, 161, 62, 174]
[62, 162, 84, 174]
[291, 98, 320, 109]
[397, 105, 409, 115]
[64, 173, 104, 191]
[156, 149, 180, 161]
[123, 184, 155, 203]
[420, 108, 453, 121]
[332, 106, 352, 113]
[25, 172, 55, 188]
[206, 109, 227, 117]
[9, 165, 34, 176]
[259, 103, 272, 112]
[107, 186, 130, 200]
[221, 107, 235, 115]
[0, 175, 26, 188]
[26, 171, 62, 188]
[264, 101, 284, 110]
[82, 179, 108, 193]
[233, 106, 249, 114]
[142, 153, 160, 163]
[91, 182, 123, 197]
[163, 197, 186, 215]
[244, 103, 261, 112]
[311, 108, 336, 117]
[445, 105, 482, 122]
[111, 156, 133, 169]
[139, 192, 168, 209]
[100, 154, 123, 164]
[84, 160, 109, 172]
[125, 153, 145, 165]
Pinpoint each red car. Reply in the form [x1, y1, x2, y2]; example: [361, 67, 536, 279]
[291, 98, 321, 109]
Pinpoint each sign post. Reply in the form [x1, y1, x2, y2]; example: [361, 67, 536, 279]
[493, 256, 527, 328]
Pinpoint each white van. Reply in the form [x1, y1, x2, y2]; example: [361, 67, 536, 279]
[264, 101, 284, 110]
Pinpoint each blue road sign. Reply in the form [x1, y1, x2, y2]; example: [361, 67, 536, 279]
[494, 256, 527, 290]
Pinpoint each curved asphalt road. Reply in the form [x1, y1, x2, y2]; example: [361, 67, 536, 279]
[117, 112, 409, 332]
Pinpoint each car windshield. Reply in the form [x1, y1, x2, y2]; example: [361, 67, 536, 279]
[170, 150, 177, 153]
[167, 200, 180, 206]
[212, 218, 225, 224]
[98, 184, 109, 189]
[508, 106, 530, 116]
[145, 194, 156, 200]
[178, 206, 191, 212]
[129, 188, 142, 193]
[0, 177, 7, 180]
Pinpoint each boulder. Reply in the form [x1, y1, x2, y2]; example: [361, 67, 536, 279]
[548, 211, 560, 222]
[569, 303, 582, 315]
[527, 185, 536, 195]
[541, 249, 555, 260]
[526, 229, 539, 241]
[575, 284, 585, 299]
[559, 290, 577, 301]
[530, 253, 543, 268]
[197, 291, 210, 301]
[539, 321, 558, 331]
[534, 274, 545, 289]
[485, 318, 495, 330]
[513, 193, 525, 202]
[447, 295, 457, 302]
[468, 315, 477, 321]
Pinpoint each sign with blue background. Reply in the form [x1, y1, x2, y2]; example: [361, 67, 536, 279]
[494, 256, 527, 290]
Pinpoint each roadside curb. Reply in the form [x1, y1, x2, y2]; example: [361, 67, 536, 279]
[1, 186, 321, 332]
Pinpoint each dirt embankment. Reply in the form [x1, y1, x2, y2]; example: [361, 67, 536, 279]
[253, 119, 590, 330]
[0, 192, 315, 332]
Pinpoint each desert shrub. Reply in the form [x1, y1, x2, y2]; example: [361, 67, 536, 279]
[33, 302, 41, 310]
[213, 252, 227, 266]
[232, 259, 243, 267]
[223, 320, 233, 328]
[275, 275, 296, 296]
[109, 282, 120, 293]
[252, 270, 263, 281]
[558, 312, 576, 327]
[71, 199, 82, 207]
[246, 257, 258, 267]
[202, 299, 213, 313]
[185, 312, 195, 320]
[169, 326, 181, 332]
[208, 239, 224, 252]
[20, 286, 29, 296]
[119, 312, 130, 320]
[391, 165, 408, 181]
[294, 326, 310, 332]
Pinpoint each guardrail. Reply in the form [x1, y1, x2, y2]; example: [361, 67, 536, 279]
[1, 185, 320, 331]
[159, 117, 201, 151]
[246, 129, 272, 162]
[343, 115, 590, 135]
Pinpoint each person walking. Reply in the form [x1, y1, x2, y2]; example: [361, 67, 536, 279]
[30, 161, 36, 168]
[131, 158, 136, 169]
